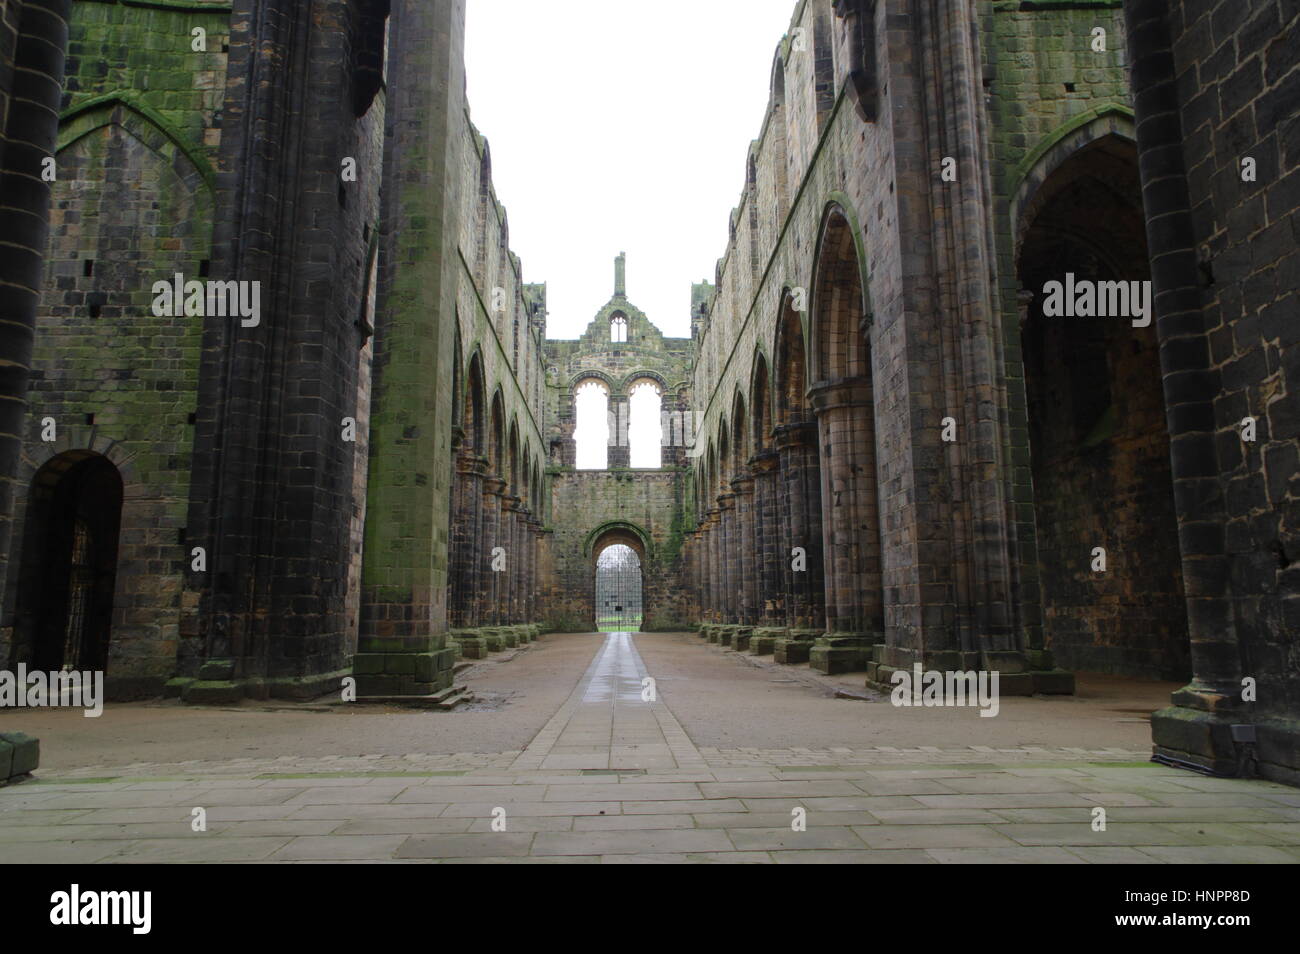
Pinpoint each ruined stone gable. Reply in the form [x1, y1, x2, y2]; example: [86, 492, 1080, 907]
[541, 255, 696, 632]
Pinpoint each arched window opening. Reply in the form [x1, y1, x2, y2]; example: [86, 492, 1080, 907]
[628, 380, 662, 469]
[610, 314, 628, 344]
[574, 379, 609, 470]
[595, 543, 642, 632]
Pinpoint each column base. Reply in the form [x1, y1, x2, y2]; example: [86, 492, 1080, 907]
[716, 624, 745, 648]
[180, 661, 357, 704]
[731, 626, 755, 651]
[352, 649, 456, 697]
[749, 626, 787, 655]
[478, 627, 506, 652]
[773, 628, 820, 665]
[350, 635, 456, 697]
[810, 633, 875, 674]
[864, 643, 1076, 696]
[1152, 704, 1300, 784]
[449, 629, 489, 659]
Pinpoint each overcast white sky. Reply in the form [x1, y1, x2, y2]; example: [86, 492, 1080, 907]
[465, 0, 797, 340]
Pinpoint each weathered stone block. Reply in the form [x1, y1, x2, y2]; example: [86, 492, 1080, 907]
[3, 733, 39, 777]
[182, 680, 243, 705]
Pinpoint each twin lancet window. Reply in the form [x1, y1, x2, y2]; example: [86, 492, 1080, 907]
[574, 377, 662, 471]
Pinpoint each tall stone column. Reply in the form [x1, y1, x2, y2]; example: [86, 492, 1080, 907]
[526, 517, 541, 622]
[716, 492, 736, 622]
[707, 512, 717, 623]
[775, 422, 824, 630]
[1125, 0, 1261, 776]
[751, 451, 783, 623]
[809, 378, 880, 672]
[353, 0, 466, 697]
[481, 476, 505, 626]
[517, 506, 532, 622]
[448, 449, 486, 628]
[503, 493, 521, 624]
[685, 531, 699, 623]
[0, 0, 71, 666]
[731, 475, 758, 625]
[693, 527, 708, 623]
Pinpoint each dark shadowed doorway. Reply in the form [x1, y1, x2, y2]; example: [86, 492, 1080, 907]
[13, 452, 124, 672]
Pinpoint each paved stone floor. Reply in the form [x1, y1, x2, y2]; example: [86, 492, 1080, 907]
[3, 632, 1298, 863]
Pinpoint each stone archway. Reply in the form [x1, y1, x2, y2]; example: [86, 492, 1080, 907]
[585, 523, 651, 632]
[595, 544, 642, 632]
[10, 451, 124, 674]
[1015, 133, 1189, 680]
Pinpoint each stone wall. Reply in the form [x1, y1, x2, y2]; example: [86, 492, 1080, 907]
[1, 0, 227, 696]
[546, 469, 690, 633]
[537, 260, 694, 634]
[683, 0, 1170, 687]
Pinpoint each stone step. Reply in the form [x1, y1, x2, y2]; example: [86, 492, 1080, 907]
[353, 685, 474, 709]
[434, 689, 475, 710]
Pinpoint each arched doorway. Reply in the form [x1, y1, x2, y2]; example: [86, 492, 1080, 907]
[1016, 133, 1188, 679]
[13, 452, 124, 672]
[588, 524, 649, 632]
[595, 544, 642, 632]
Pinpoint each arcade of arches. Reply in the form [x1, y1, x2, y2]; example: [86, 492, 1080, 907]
[0, 0, 1295, 789]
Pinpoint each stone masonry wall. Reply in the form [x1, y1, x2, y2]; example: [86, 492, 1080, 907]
[1, 0, 228, 695]
[546, 470, 690, 633]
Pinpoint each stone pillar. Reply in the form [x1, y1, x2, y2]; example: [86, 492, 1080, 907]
[352, 0, 466, 698]
[517, 506, 531, 622]
[751, 450, 783, 623]
[809, 378, 880, 672]
[503, 493, 521, 623]
[775, 422, 824, 630]
[717, 492, 736, 622]
[687, 530, 701, 623]
[448, 449, 486, 628]
[732, 474, 758, 624]
[1125, 0, 1259, 776]
[0, 0, 71, 670]
[482, 476, 505, 626]
[694, 526, 709, 623]
[707, 512, 717, 623]
[526, 516, 541, 622]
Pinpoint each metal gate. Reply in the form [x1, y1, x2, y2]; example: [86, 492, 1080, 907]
[595, 544, 642, 632]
